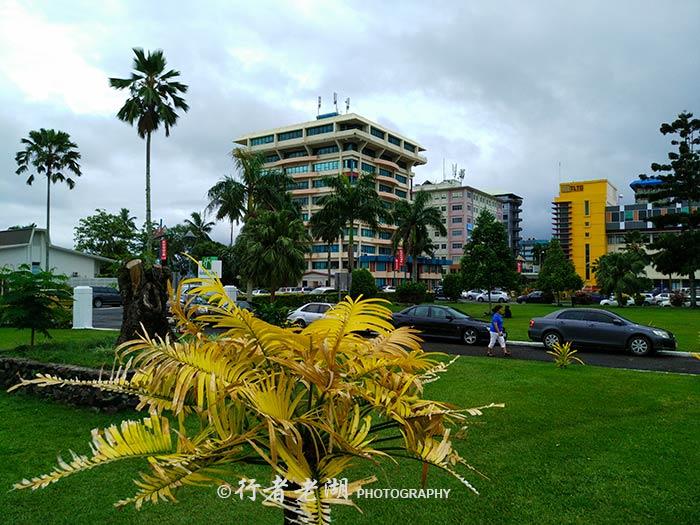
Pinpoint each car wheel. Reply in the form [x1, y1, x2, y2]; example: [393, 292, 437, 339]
[542, 330, 562, 350]
[462, 328, 478, 345]
[498, 298, 505, 303]
[477, 297, 484, 302]
[628, 335, 652, 356]
[93, 298, 103, 308]
[293, 319, 306, 327]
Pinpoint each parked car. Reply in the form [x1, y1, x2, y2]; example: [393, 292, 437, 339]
[92, 286, 122, 308]
[528, 308, 675, 356]
[382, 285, 396, 293]
[252, 289, 269, 296]
[660, 299, 691, 308]
[570, 291, 605, 305]
[276, 287, 297, 295]
[640, 293, 655, 306]
[517, 290, 551, 304]
[310, 286, 336, 294]
[299, 287, 314, 294]
[287, 302, 333, 327]
[462, 289, 486, 300]
[475, 290, 509, 303]
[652, 292, 671, 305]
[599, 295, 635, 307]
[181, 295, 252, 317]
[391, 304, 505, 345]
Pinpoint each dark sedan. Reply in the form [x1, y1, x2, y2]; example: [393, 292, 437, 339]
[516, 290, 552, 304]
[92, 286, 122, 308]
[392, 304, 503, 345]
[528, 308, 676, 356]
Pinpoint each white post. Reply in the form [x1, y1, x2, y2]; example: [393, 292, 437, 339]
[72, 286, 93, 329]
[224, 285, 238, 304]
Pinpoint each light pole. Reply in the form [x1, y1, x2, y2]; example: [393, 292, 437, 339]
[183, 231, 197, 277]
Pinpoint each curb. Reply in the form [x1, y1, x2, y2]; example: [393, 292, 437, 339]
[508, 340, 695, 358]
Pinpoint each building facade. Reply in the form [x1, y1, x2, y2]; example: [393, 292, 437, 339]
[519, 238, 549, 275]
[552, 179, 618, 287]
[234, 112, 446, 288]
[495, 193, 524, 256]
[414, 179, 503, 271]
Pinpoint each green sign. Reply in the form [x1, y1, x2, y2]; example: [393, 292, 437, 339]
[201, 256, 218, 270]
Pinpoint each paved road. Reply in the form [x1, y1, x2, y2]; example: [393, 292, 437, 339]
[93, 307, 699, 374]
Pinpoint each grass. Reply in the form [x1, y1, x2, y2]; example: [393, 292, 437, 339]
[0, 328, 118, 368]
[390, 302, 700, 351]
[1, 357, 698, 524]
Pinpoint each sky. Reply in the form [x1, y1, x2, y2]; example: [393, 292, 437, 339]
[1, 0, 699, 248]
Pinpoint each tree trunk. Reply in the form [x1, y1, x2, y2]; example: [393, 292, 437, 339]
[246, 280, 253, 301]
[347, 223, 355, 272]
[412, 255, 418, 283]
[116, 259, 173, 345]
[689, 271, 697, 308]
[327, 242, 332, 286]
[30, 327, 35, 347]
[145, 131, 153, 256]
[45, 169, 51, 271]
[229, 220, 234, 247]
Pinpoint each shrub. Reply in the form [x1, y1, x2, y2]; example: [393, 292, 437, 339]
[670, 291, 686, 307]
[350, 268, 377, 299]
[253, 302, 291, 327]
[442, 273, 463, 301]
[395, 281, 428, 304]
[546, 341, 584, 368]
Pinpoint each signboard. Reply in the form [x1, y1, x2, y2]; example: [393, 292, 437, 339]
[198, 257, 222, 278]
[517, 260, 523, 273]
[561, 184, 584, 193]
[160, 238, 168, 261]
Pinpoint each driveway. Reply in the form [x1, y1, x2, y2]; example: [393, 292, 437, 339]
[93, 306, 123, 330]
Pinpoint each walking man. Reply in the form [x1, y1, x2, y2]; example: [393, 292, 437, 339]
[487, 305, 511, 357]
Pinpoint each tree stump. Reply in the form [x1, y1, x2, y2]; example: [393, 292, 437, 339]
[117, 259, 173, 345]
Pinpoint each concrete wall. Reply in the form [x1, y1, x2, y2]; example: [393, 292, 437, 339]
[50, 249, 99, 277]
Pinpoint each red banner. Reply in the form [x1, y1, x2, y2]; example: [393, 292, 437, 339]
[160, 238, 168, 261]
[517, 260, 522, 273]
[394, 247, 405, 271]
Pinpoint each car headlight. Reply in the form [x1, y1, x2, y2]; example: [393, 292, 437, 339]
[652, 329, 669, 338]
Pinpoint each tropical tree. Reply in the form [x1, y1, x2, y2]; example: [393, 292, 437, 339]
[531, 242, 549, 268]
[537, 239, 582, 305]
[391, 191, 446, 282]
[309, 207, 344, 287]
[236, 209, 311, 300]
[15, 128, 82, 270]
[184, 211, 215, 242]
[109, 48, 189, 255]
[639, 111, 700, 306]
[593, 250, 651, 307]
[460, 211, 519, 310]
[206, 175, 242, 246]
[12, 284, 501, 524]
[74, 208, 139, 273]
[316, 173, 385, 273]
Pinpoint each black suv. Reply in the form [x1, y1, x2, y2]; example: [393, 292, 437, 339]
[92, 286, 122, 308]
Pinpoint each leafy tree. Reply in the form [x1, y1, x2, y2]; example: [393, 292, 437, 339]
[309, 207, 344, 287]
[639, 111, 700, 306]
[13, 292, 499, 523]
[0, 266, 72, 346]
[650, 232, 699, 293]
[391, 191, 446, 282]
[184, 211, 215, 242]
[236, 209, 310, 300]
[15, 128, 82, 271]
[74, 208, 139, 271]
[110, 48, 189, 255]
[206, 175, 242, 246]
[460, 211, 519, 310]
[316, 173, 385, 272]
[531, 241, 549, 267]
[350, 268, 377, 298]
[536, 239, 583, 305]
[593, 250, 651, 307]
[442, 272, 463, 301]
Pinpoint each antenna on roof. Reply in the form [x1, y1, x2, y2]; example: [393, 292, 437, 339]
[451, 163, 458, 179]
[333, 92, 338, 113]
[442, 158, 446, 181]
[458, 168, 466, 181]
[317, 96, 321, 116]
[345, 97, 350, 113]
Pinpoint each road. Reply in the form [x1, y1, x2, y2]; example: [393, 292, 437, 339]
[93, 307, 700, 375]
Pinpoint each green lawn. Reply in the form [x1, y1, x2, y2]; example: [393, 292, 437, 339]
[391, 302, 700, 351]
[1, 358, 698, 524]
[0, 328, 118, 368]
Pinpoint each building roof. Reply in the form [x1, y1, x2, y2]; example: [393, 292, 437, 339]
[0, 226, 115, 263]
[630, 177, 663, 189]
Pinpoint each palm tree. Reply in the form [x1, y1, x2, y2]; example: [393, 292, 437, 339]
[236, 209, 310, 300]
[391, 191, 447, 282]
[15, 129, 82, 270]
[118, 208, 137, 230]
[109, 48, 189, 255]
[309, 208, 344, 287]
[184, 211, 215, 241]
[316, 173, 385, 272]
[206, 175, 243, 246]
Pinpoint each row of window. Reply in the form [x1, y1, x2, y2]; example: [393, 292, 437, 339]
[307, 124, 333, 136]
[361, 162, 375, 174]
[313, 160, 339, 172]
[288, 180, 309, 190]
[278, 129, 303, 141]
[314, 145, 339, 155]
[286, 165, 309, 174]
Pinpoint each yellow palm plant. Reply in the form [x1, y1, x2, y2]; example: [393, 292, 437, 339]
[546, 341, 585, 368]
[11, 273, 502, 524]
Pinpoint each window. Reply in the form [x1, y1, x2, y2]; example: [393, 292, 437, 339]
[451, 243, 463, 249]
[413, 306, 430, 317]
[343, 142, 357, 151]
[403, 142, 416, 152]
[395, 174, 407, 184]
[285, 150, 307, 159]
[452, 204, 463, 211]
[312, 179, 329, 188]
[440, 244, 447, 249]
[306, 124, 333, 136]
[344, 227, 358, 236]
[585, 232, 590, 238]
[312, 244, 339, 253]
[395, 189, 407, 198]
[312, 262, 329, 270]
[293, 196, 309, 206]
[388, 134, 401, 146]
[361, 228, 375, 237]
[610, 211, 620, 222]
[314, 145, 339, 155]
[379, 167, 392, 177]
[584, 200, 590, 216]
[376, 262, 387, 271]
[361, 162, 376, 174]
[343, 159, 358, 169]
[583, 311, 616, 324]
[451, 229, 461, 236]
[278, 129, 303, 141]
[362, 245, 376, 254]
[379, 184, 393, 193]
[370, 127, 385, 139]
[451, 217, 463, 224]
[264, 154, 280, 163]
[585, 243, 590, 280]
[313, 160, 339, 172]
[625, 210, 634, 221]
[379, 230, 392, 240]
[430, 307, 448, 319]
[301, 213, 309, 221]
[288, 180, 309, 190]
[451, 192, 463, 198]
[285, 165, 309, 174]
[557, 310, 586, 320]
[312, 196, 325, 204]
[251, 134, 274, 146]
[441, 206, 447, 211]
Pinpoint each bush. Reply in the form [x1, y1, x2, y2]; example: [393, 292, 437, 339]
[395, 282, 428, 304]
[670, 291, 686, 307]
[350, 269, 377, 299]
[253, 302, 291, 327]
[442, 273, 463, 301]
[250, 292, 339, 310]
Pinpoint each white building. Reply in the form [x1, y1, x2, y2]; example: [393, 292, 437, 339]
[0, 227, 113, 278]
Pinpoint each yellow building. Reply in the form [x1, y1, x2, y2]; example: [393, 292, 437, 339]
[552, 179, 618, 288]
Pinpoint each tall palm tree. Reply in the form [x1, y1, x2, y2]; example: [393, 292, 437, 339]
[118, 208, 137, 230]
[184, 211, 215, 241]
[316, 173, 385, 272]
[309, 208, 344, 287]
[391, 190, 447, 282]
[109, 48, 189, 255]
[206, 175, 243, 246]
[236, 209, 311, 300]
[15, 129, 82, 271]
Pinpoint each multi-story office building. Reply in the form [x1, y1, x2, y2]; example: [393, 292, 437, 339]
[495, 193, 524, 256]
[519, 237, 549, 275]
[605, 177, 699, 289]
[414, 179, 503, 271]
[552, 179, 618, 287]
[234, 112, 446, 288]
